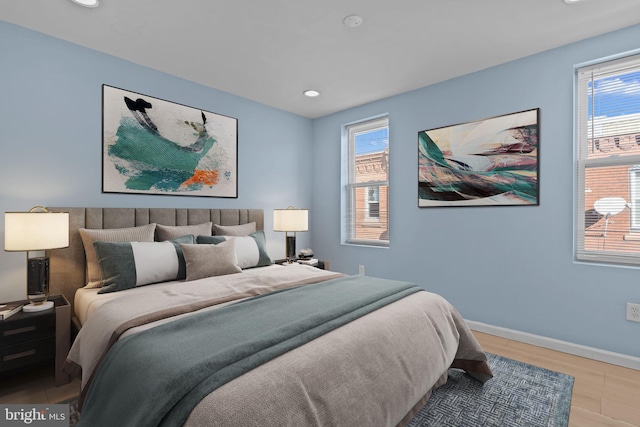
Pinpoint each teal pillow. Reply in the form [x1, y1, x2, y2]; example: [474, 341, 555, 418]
[196, 230, 272, 269]
[96, 235, 195, 294]
[196, 235, 226, 244]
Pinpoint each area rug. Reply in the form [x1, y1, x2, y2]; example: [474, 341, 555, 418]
[60, 353, 573, 427]
[408, 353, 574, 427]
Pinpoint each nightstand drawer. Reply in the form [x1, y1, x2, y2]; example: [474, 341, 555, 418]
[0, 336, 56, 373]
[1, 313, 55, 346]
[0, 295, 70, 385]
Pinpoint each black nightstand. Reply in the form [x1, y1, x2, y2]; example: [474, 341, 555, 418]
[0, 295, 71, 386]
[275, 259, 330, 270]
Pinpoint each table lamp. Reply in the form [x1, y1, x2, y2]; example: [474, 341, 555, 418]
[4, 207, 69, 312]
[273, 206, 308, 263]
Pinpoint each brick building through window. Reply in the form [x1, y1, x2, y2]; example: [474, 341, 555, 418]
[353, 148, 389, 241]
[583, 113, 640, 253]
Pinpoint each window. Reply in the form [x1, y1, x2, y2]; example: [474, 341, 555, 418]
[630, 166, 640, 230]
[343, 116, 389, 246]
[366, 187, 380, 220]
[576, 53, 640, 265]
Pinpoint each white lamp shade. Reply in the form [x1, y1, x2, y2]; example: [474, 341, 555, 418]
[5, 211, 70, 251]
[273, 208, 308, 232]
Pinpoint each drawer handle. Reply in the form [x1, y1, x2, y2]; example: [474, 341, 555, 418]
[3, 349, 36, 362]
[4, 325, 37, 336]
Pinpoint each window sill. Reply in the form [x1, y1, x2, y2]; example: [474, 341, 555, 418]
[344, 239, 389, 248]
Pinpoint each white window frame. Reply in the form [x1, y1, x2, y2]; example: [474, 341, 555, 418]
[342, 115, 389, 247]
[575, 51, 640, 266]
[629, 165, 640, 230]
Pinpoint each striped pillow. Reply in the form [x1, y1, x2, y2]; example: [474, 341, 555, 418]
[95, 235, 195, 294]
[196, 230, 272, 269]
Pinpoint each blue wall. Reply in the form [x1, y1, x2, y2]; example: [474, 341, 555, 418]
[0, 21, 313, 302]
[311, 24, 640, 358]
[2, 18, 639, 358]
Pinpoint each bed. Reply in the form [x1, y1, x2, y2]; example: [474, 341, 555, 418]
[47, 207, 492, 427]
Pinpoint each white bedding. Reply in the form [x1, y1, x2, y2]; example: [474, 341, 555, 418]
[75, 287, 115, 326]
[74, 264, 329, 326]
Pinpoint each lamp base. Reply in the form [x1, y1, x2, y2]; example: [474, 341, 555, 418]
[23, 301, 54, 313]
[285, 235, 297, 263]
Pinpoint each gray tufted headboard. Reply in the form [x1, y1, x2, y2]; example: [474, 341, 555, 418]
[47, 207, 264, 310]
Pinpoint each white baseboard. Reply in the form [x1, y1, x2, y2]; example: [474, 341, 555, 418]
[467, 320, 640, 371]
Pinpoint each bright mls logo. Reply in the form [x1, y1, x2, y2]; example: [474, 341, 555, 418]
[1, 405, 68, 426]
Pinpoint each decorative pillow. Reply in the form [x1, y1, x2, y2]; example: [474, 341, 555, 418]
[197, 230, 272, 269]
[213, 222, 256, 236]
[156, 222, 212, 241]
[80, 223, 157, 288]
[196, 235, 226, 245]
[180, 240, 242, 281]
[95, 235, 195, 294]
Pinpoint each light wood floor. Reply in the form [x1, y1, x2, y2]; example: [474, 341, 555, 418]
[474, 331, 640, 427]
[1, 333, 639, 426]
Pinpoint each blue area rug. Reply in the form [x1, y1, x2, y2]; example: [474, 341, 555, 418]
[63, 353, 573, 427]
[407, 353, 574, 427]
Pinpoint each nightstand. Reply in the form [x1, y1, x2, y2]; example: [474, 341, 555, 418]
[0, 294, 71, 386]
[275, 259, 330, 270]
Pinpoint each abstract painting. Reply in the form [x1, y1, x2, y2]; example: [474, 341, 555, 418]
[418, 108, 539, 207]
[102, 85, 238, 198]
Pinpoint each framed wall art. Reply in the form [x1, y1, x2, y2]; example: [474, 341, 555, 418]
[418, 108, 539, 207]
[102, 85, 238, 198]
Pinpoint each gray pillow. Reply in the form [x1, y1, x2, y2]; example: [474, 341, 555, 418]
[181, 239, 242, 281]
[80, 223, 157, 288]
[213, 222, 256, 236]
[95, 235, 195, 294]
[156, 222, 212, 241]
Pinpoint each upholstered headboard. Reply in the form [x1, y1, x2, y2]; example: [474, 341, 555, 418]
[47, 208, 264, 310]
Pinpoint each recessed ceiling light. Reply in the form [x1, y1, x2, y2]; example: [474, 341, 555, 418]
[564, 0, 582, 3]
[343, 15, 363, 28]
[303, 90, 320, 98]
[70, 0, 100, 8]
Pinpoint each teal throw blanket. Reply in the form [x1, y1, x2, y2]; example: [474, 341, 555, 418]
[78, 275, 422, 427]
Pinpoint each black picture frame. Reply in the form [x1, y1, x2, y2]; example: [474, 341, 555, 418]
[418, 108, 539, 207]
[102, 85, 238, 198]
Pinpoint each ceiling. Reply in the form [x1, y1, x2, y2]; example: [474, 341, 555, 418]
[3, 0, 640, 118]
